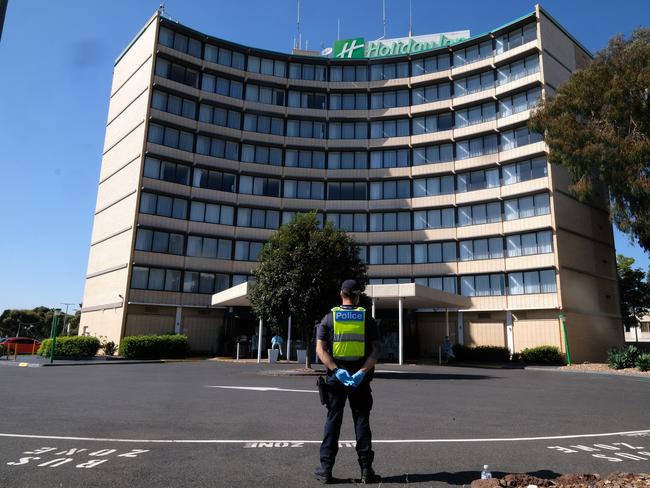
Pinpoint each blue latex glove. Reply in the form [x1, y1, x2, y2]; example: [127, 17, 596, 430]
[334, 368, 353, 386]
[350, 370, 366, 388]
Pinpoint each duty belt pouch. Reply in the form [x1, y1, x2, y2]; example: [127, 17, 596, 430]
[317, 376, 329, 408]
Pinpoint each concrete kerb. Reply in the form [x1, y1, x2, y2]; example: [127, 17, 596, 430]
[525, 365, 650, 380]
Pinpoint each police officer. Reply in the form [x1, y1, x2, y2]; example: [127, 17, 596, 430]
[314, 279, 382, 484]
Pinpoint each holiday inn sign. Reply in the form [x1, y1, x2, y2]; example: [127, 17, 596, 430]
[331, 31, 470, 59]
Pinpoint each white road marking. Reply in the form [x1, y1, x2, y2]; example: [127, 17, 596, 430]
[205, 386, 317, 393]
[0, 429, 648, 445]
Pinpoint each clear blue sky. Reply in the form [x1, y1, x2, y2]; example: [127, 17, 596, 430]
[0, 0, 648, 312]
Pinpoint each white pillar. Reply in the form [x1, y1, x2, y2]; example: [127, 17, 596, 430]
[287, 315, 292, 361]
[506, 311, 514, 356]
[257, 318, 263, 364]
[371, 298, 376, 319]
[445, 308, 449, 337]
[398, 297, 403, 366]
[457, 311, 464, 345]
[174, 307, 182, 334]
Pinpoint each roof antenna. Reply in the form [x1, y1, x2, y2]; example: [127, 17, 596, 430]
[382, 0, 387, 39]
[337, 18, 341, 41]
[158, 2, 166, 16]
[409, 0, 413, 37]
[295, 0, 302, 50]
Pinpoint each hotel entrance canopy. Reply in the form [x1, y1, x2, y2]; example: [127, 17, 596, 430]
[212, 282, 471, 364]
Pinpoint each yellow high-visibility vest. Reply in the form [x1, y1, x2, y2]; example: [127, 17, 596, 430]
[332, 306, 366, 361]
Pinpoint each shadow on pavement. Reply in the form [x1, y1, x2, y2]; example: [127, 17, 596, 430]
[380, 469, 562, 484]
[374, 372, 495, 381]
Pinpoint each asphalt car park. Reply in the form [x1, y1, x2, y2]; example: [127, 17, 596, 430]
[1, 361, 649, 487]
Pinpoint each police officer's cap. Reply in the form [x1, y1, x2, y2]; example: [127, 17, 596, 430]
[341, 279, 362, 294]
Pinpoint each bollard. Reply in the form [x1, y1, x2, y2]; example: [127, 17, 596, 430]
[32, 340, 37, 355]
[236, 342, 240, 360]
[13, 344, 18, 361]
[438, 345, 442, 366]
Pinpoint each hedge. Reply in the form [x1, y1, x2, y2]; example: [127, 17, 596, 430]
[520, 345, 565, 365]
[38, 336, 101, 358]
[119, 334, 189, 359]
[452, 344, 511, 362]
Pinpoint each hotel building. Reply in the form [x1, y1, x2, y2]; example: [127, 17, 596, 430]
[80, 5, 623, 362]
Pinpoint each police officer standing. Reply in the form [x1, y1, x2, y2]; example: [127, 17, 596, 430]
[314, 279, 382, 484]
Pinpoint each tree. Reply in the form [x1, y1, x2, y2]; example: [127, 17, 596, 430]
[0, 307, 57, 338]
[530, 28, 650, 250]
[617, 254, 650, 335]
[249, 212, 367, 361]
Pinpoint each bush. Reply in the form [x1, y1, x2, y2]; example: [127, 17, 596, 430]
[38, 336, 101, 358]
[120, 334, 189, 359]
[521, 345, 565, 365]
[607, 345, 639, 369]
[452, 344, 511, 362]
[636, 353, 650, 372]
[100, 339, 118, 356]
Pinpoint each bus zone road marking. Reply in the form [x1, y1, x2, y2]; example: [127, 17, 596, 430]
[6, 447, 150, 469]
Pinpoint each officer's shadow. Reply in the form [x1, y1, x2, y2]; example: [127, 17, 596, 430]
[376, 469, 561, 484]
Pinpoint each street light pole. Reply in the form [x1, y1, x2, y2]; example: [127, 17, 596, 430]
[49, 309, 62, 364]
[61, 302, 76, 336]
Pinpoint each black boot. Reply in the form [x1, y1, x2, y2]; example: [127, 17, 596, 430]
[314, 466, 333, 484]
[361, 467, 381, 484]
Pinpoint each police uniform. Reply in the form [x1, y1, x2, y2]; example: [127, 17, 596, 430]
[316, 303, 380, 477]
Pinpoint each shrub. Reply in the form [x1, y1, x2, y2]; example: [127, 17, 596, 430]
[120, 334, 189, 359]
[607, 345, 639, 369]
[100, 339, 118, 356]
[37, 336, 101, 358]
[520, 345, 565, 365]
[452, 344, 511, 362]
[636, 353, 650, 372]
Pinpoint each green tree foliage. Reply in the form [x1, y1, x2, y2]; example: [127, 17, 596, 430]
[249, 212, 367, 340]
[617, 254, 650, 330]
[530, 29, 650, 249]
[0, 307, 58, 338]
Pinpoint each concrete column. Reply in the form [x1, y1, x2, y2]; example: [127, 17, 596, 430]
[287, 315, 292, 361]
[174, 307, 182, 334]
[257, 318, 263, 364]
[398, 298, 403, 366]
[445, 308, 449, 337]
[457, 311, 464, 345]
[505, 311, 514, 355]
[371, 298, 376, 319]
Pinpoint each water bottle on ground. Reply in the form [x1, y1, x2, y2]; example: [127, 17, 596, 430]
[481, 465, 492, 479]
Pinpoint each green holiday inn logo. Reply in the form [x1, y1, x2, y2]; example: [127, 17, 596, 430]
[333, 37, 365, 59]
[332, 32, 470, 59]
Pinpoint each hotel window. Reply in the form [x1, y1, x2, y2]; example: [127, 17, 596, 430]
[496, 54, 540, 85]
[158, 27, 202, 58]
[412, 113, 453, 135]
[370, 61, 409, 80]
[495, 23, 537, 54]
[502, 158, 547, 185]
[326, 213, 367, 232]
[456, 167, 500, 193]
[196, 136, 239, 160]
[369, 244, 411, 265]
[283, 180, 325, 200]
[498, 87, 541, 118]
[147, 124, 194, 152]
[370, 149, 410, 169]
[240, 144, 283, 166]
[413, 208, 456, 229]
[457, 201, 502, 226]
[461, 274, 505, 297]
[330, 65, 368, 82]
[236, 207, 280, 229]
[234, 241, 264, 261]
[204, 44, 245, 70]
[135, 229, 184, 256]
[200, 73, 243, 99]
[454, 71, 495, 97]
[328, 121, 367, 140]
[459, 237, 504, 261]
[370, 119, 410, 138]
[414, 242, 457, 264]
[288, 90, 327, 110]
[455, 101, 497, 128]
[327, 182, 367, 200]
[183, 271, 229, 294]
[287, 119, 327, 139]
[189, 201, 234, 225]
[187, 236, 232, 259]
[192, 168, 236, 192]
[413, 143, 454, 165]
[453, 40, 493, 66]
[413, 175, 455, 197]
[503, 193, 550, 220]
[508, 269, 556, 295]
[506, 230, 553, 257]
[370, 180, 410, 200]
[370, 90, 410, 109]
[285, 149, 326, 169]
[245, 84, 286, 106]
[412, 82, 452, 104]
[143, 157, 190, 185]
[139, 192, 187, 220]
[152, 90, 197, 119]
[131, 266, 181, 292]
[411, 53, 450, 76]
[288, 62, 327, 81]
[198, 104, 241, 129]
[369, 212, 411, 232]
[247, 56, 286, 77]
[328, 151, 367, 169]
[243, 113, 284, 136]
[415, 276, 457, 294]
[155, 58, 199, 88]
[455, 133, 498, 159]
[329, 93, 368, 110]
[239, 175, 281, 197]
